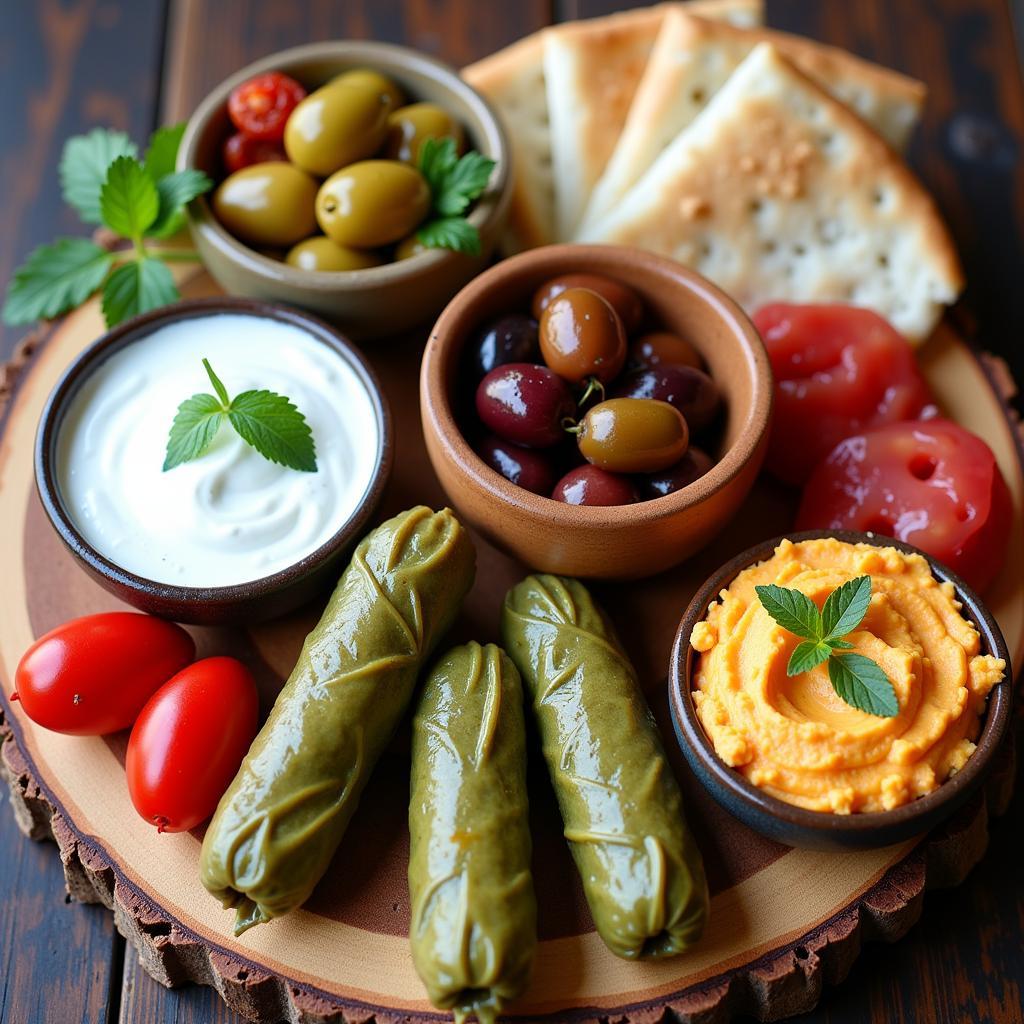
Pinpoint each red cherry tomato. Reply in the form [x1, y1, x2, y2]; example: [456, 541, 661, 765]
[12, 613, 194, 736]
[126, 657, 259, 833]
[227, 72, 306, 141]
[754, 304, 936, 485]
[223, 132, 286, 173]
[797, 419, 1012, 593]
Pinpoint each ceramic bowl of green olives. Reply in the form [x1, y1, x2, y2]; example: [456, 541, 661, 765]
[421, 244, 774, 579]
[178, 41, 510, 341]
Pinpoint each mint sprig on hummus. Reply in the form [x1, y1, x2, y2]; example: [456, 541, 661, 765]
[755, 575, 899, 718]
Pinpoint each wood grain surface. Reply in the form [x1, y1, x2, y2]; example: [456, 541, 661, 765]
[0, 2, 1022, 1023]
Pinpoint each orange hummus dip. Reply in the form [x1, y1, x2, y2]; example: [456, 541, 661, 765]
[690, 538, 1005, 814]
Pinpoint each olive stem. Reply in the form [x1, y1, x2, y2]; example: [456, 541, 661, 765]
[562, 418, 582, 435]
[577, 376, 605, 407]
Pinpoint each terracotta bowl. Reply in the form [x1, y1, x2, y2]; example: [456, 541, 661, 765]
[34, 298, 393, 626]
[178, 40, 511, 341]
[420, 244, 773, 579]
[669, 529, 1013, 850]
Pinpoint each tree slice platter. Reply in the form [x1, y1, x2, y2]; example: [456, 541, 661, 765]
[0, 271, 1021, 1024]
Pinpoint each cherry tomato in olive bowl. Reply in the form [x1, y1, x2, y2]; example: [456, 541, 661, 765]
[228, 71, 306, 141]
[754, 303, 935, 486]
[126, 656, 259, 833]
[222, 132, 287, 174]
[797, 419, 1012, 593]
[12, 613, 194, 735]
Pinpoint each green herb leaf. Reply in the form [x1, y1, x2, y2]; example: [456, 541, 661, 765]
[787, 640, 833, 676]
[100, 156, 159, 240]
[2, 238, 114, 325]
[821, 574, 872, 642]
[144, 123, 186, 182]
[227, 390, 317, 472]
[148, 168, 212, 237]
[754, 583, 822, 641]
[417, 137, 460, 195]
[828, 653, 899, 717]
[60, 129, 138, 223]
[433, 150, 496, 216]
[203, 357, 231, 406]
[101, 257, 178, 327]
[163, 394, 225, 471]
[416, 216, 482, 256]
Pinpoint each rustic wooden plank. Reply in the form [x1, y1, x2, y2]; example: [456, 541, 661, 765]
[0, 0, 170, 362]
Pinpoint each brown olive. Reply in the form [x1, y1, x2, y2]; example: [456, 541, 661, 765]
[394, 233, 429, 260]
[315, 160, 431, 248]
[330, 68, 405, 109]
[539, 287, 627, 384]
[384, 102, 464, 164]
[631, 331, 703, 370]
[285, 236, 382, 272]
[576, 397, 689, 473]
[532, 273, 644, 332]
[212, 162, 318, 247]
[284, 79, 393, 176]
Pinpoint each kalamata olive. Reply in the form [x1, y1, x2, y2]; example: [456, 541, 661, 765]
[612, 364, 721, 433]
[316, 160, 431, 248]
[552, 465, 638, 506]
[472, 315, 540, 378]
[630, 331, 703, 370]
[284, 79, 393, 176]
[576, 397, 688, 473]
[212, 162, 318, 247]
[532, 273, 644, 332]
[384, 102, 464, 164]
[477, 434, 558, 495]
[476, 363, 575, 448]
[330, 68, 405, 109]
[639, 447, 715, 499]
[539, 288, 627, 384]
[285, 236, 382, 271]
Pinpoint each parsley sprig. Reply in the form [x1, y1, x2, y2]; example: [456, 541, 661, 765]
[3, 125, 211, 330]
[415, 137, 496, 256]
[164, 359, 317, 474]
[754, 575, 899, 717]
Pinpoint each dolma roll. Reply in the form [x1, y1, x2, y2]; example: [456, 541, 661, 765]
[409, 642, 536, 1023]
[200, 506, 475, 933]
[501, 574, 708, 960]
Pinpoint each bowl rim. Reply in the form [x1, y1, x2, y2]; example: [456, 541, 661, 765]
[34, 296, 393, 604]
[177, 39, 511, 291]
[420, 242, 774, 527]
[668, 527, 1013, 835]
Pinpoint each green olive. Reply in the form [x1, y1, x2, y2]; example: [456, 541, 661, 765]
[384, 102, 464, 164]
[394, 233, 429, 260]
[284, 79, 393, 177]
[285, 236, 382, 272]
[330, 68, 405, 109]
[577, 398, 689, 474]
[316, 160, 431, 248]
[212, 162, 318, 247]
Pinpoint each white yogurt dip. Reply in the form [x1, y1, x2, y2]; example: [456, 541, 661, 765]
[56, 313, 381, 587]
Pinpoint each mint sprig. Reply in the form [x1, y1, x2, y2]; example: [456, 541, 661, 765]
[4, 125, 211, 330]
[415, 137, 495, 256]
[164, 359, 317, 474]
[754, 575, 899, 717]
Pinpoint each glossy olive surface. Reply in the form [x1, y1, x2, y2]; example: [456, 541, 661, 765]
[477, 434, 557, 494]
[385, 101, 464, 164]
[640, 447, 714, 499]
[330, 67, 405, 109]
[472, 314, 540, 378]
[578, 397, 689, 473]
[552, 465, 638, 506]
[316, 160, 431, 248]
[285, 236, 382, 272]
[394, 233, 429, 260]
[539, 287, 627, 384]
[613, 365, 722, 433]
[284, 79, 393, 176]
[531, 272, 644, 333]
[212, 162, 318, 247]
[631, 331, 703, 371]
[475, 363, 576, 448]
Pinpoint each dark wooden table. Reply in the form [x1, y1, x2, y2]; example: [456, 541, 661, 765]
[2, 2, 1023, 1022]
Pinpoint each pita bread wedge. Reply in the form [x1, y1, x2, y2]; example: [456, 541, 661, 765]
[582, 9, 926, 229]
[581, 43, 961, 342]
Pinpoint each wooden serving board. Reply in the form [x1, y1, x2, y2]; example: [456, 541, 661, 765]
[0, 271, 1021, 1024]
